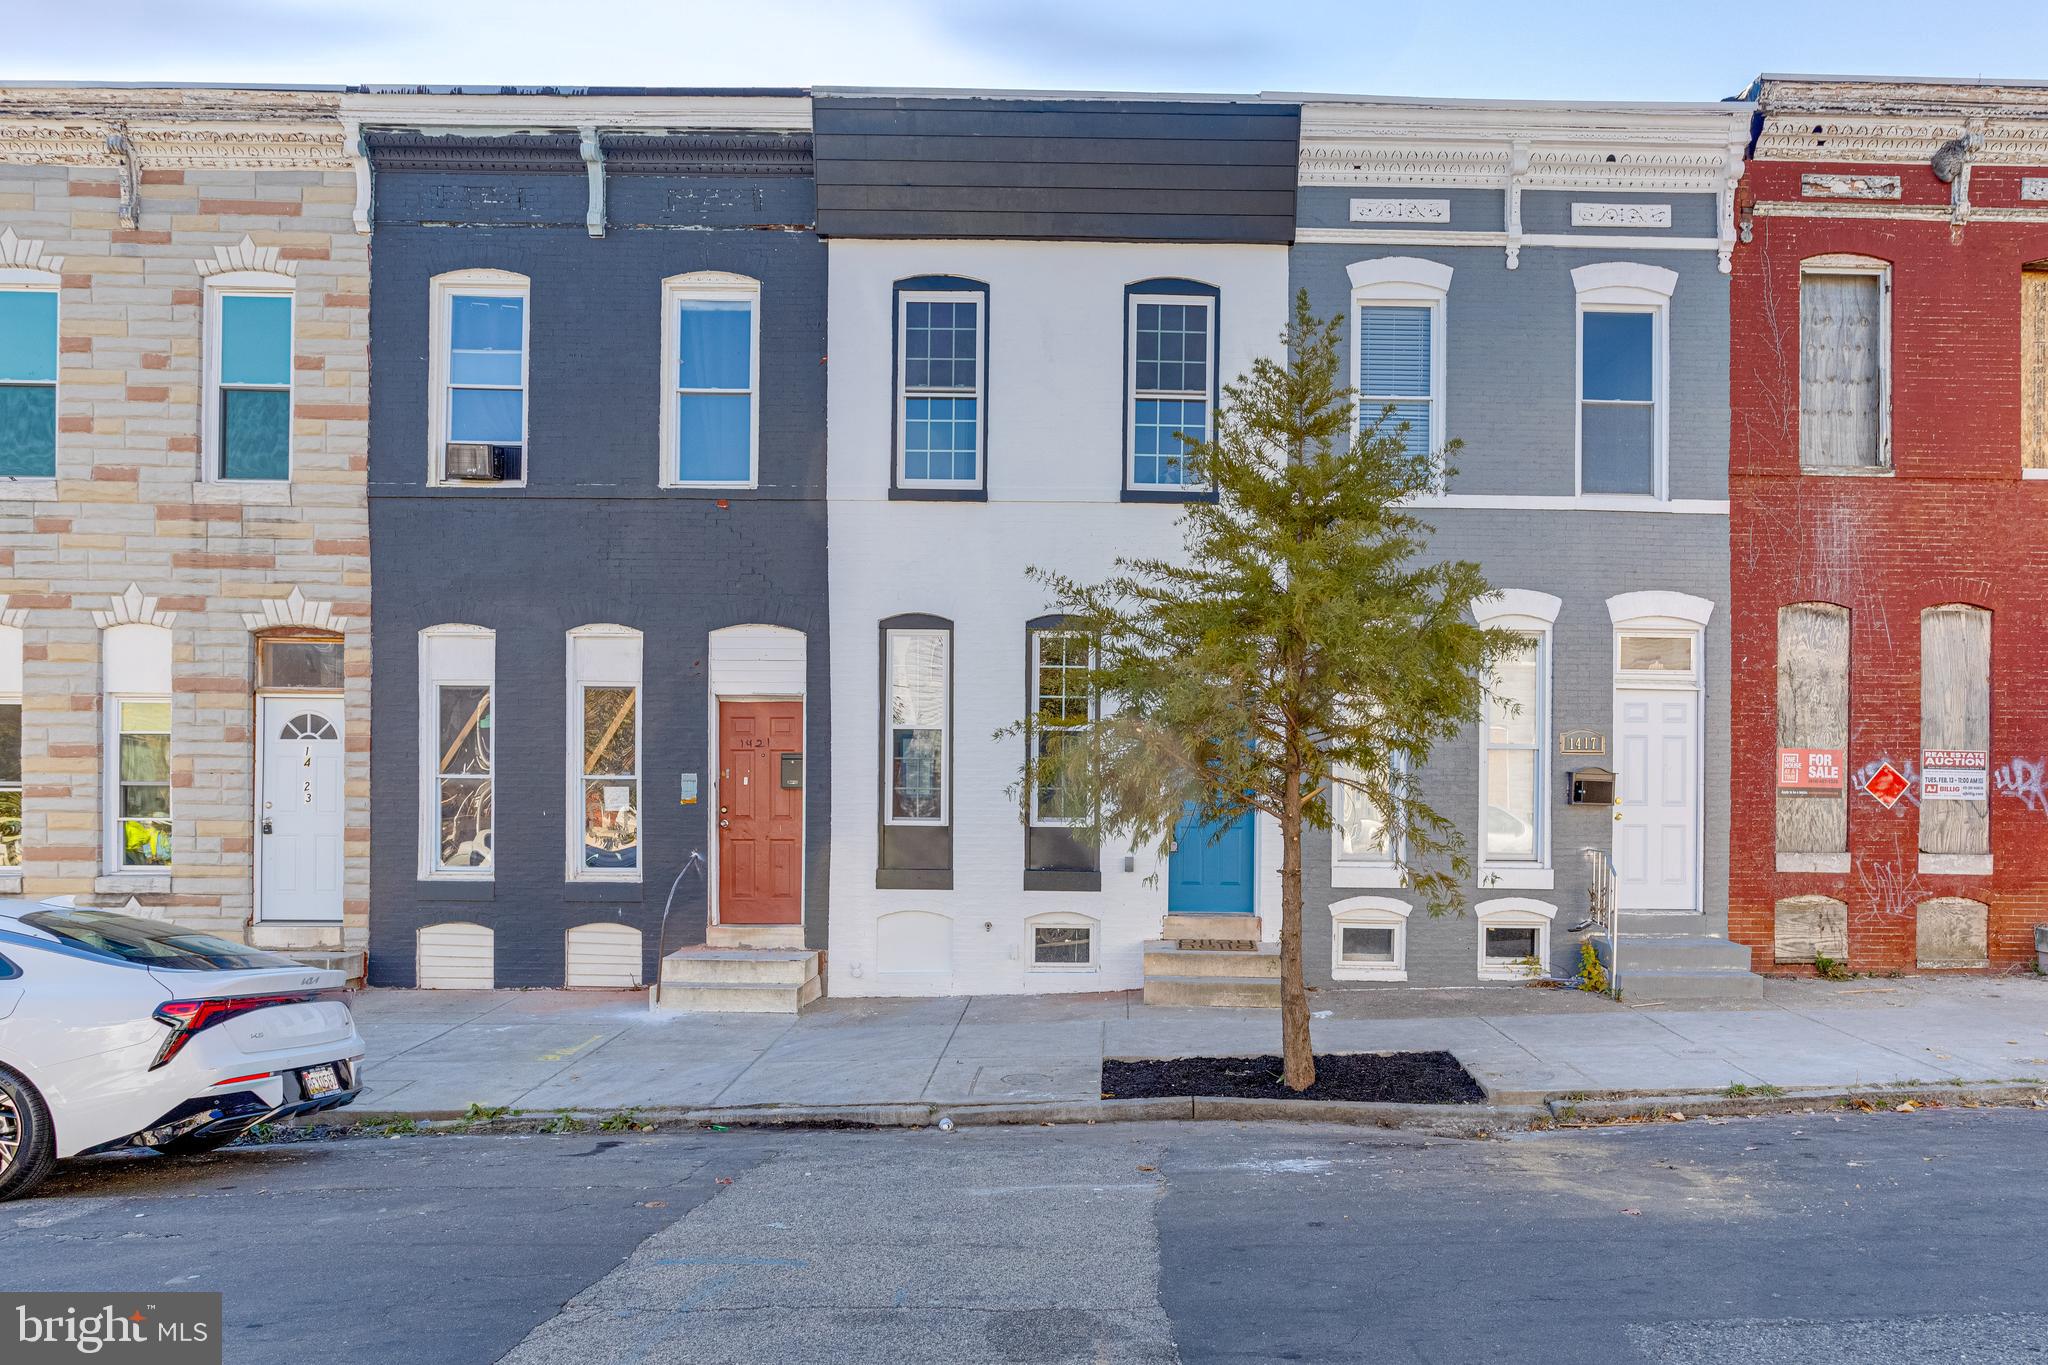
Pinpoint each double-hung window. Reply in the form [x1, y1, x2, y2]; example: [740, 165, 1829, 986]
[663, 272, 759, 487]
[1799, 257, 1890, 471]
[103, 622, 173, 874]
[568, 627, 642, 879]
[431, 271, 528, 484]
[0, 624, 20, 869]
[1030, 630, 1091, 826]
[1348, 259, 1451, 467]
[896, 281, 985, 492]
[0, 284, 58, 479]
[1573, 263, 1674, 498]
[884, 627, 948, 824]
[1473, 589, 1559, 887]
[1126, 283, 1216, 492]
[207, 283, 293, 481]
[419, 626, 495, 877]
[1332, 760, 1403, 888]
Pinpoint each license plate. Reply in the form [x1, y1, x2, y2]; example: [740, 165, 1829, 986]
[300, 1064, 342, 1098]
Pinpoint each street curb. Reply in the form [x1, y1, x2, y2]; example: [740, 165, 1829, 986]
[1547, 1081, 2048, 1123]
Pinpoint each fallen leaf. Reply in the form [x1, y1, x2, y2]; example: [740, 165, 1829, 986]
[1895, 1101, 1918, 1112]
[1622, 1208, 1642, 1216]
[716, 1176, 734, 1185]
[1666, 1112, 1686, 1121]
[638, 1200, 667, 1209]
[1137, 1165, 1157, 1173]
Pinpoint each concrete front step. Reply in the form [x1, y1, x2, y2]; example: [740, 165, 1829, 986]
[1143, 939, 1281, 980]
[1610, 968, 1766, 1003]
[1143, 974, 1281, 1008]
[1592, 933, 1755, 974]
[660, 946, 820, 987]
[651, 973, 825, 1014]
[706, 923, 806, 950]
[1159, 913, 1263, 943]
[282, 948, 365, 985]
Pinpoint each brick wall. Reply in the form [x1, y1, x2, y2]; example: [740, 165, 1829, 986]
[1729, 153, 2048, 974]
[0, 90, 370, 956]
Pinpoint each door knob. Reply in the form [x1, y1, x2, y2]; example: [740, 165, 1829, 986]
[718, 818, 729, 828]
[261, 819, 273, 834]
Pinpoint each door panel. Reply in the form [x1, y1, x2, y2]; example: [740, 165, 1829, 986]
[1614, 688, 1699, 911]
[719, 700, 805, 925]
[1168, 804, 1255, 914]
[258, 696, 345, 923]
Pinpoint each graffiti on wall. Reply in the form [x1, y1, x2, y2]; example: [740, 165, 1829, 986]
[1993, 757, 2048, 817]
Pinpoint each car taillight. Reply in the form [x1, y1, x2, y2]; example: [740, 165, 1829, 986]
[150, 994, 317, 1070]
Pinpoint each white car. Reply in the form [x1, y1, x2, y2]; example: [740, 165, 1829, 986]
[0, 900, 365, 1201]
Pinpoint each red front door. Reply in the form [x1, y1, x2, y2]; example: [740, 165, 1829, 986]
[718, 700, 804, 925]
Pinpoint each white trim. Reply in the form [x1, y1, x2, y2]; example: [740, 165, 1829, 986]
[1798, 256, 1893, 471]
[1572, 262, 1674, 501]
[1125, 289, 1217, 492]
[341, 91, 812, 132]
[566, 625, 643, 884]
[1473, 896, 1556, 981]
[418, 624, 496, 881]
[202, 272, 296, 485]
[1472, 589, 1562, 627]
[0, 271, 59, 483]
[1024, 910, 1100, 973]
[103, 685, 173, 877]
[1405, 492, 1726, 514]
[1778, 850, 1851, 874]
[1349, 258, 1449, 461]
[1476, 616, 1552, 886]
[1330, 762, 1404, 887]
[1606, 591, 1715, 628]
[428, 268, 529, 487]
[882, 626, 949, 827]
[1331, 895, 1411, 982]
[895, 288, 985, 491]
[1918, 852, 1993, 876]
[1298, 229, 1726, 254]
[659, 270, 761, 489]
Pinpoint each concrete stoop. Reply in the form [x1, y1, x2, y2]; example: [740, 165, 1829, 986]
[652, 944, 823, 1014]
[282, 948, 366, 986]
[1143, 915, 1281, 1007]
[1592, 932, 1763, 1003]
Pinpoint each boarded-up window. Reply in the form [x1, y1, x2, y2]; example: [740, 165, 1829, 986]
[2024, 265, 2048, 470]
[1800, 272, 1885, 468]
[1920, 605, 1990, 855]
[1776, 604, 1848, 854]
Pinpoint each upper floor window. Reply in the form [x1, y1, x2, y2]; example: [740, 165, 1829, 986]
[205, 278, 294, 481]
[1799, 256, 1890, 472]
[419, 625, 495, 878]
[0, 284, 58, 479]
[895, 279, 986, 493]
[884, 625, 949, 825]
[663, 272, 759, 488]
[1030, 629, 1092, 826]
[1348, 258, 1452, 461]
[430, 270, 528, 485]
[2021, 262, 2046, 474]
[1126, 282, 1217, 492]
[1572, 263, 1674, 498]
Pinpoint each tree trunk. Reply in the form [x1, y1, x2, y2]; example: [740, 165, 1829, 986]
[1279, 769, 1314, 1091]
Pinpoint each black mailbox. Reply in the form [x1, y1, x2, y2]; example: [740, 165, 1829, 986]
[780, 752, 804, 789]
[1569, 767, 1615, 805]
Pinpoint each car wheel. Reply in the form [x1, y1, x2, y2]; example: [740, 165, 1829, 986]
[151, 1130, 243, 1158]
[0, 1064, 58, 1202]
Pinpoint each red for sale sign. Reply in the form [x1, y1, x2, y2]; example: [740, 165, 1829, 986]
[1777, 747, 1845, 790]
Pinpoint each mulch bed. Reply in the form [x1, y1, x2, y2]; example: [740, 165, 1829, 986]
[1102, 1051, 1485, 1105]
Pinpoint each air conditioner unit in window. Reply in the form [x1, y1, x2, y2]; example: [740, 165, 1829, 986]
[444, 442, 522, 482]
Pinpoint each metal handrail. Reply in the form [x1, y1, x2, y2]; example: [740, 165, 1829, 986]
[1576, 846, 1620, 998]
[651, 850, 705, 1008]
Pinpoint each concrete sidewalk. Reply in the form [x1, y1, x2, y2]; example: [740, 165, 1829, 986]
[343, 975, 2048, 1117]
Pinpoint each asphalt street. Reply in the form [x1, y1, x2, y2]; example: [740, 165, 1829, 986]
[3, 1111, 2044, 1363]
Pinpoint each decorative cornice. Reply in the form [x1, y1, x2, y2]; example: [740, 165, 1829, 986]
[0, 228, 62, 273]
[603, 132, 814, 176]
[1756, 80, 2048, 165]
[1348, 197, 1449, 222]
[1801, 173, 1901, 200]
[339, 91, 811, 133]
[93, 584, 176, 630]
[365, 130, 583, 172]
[242, 588, 339, 634]
[1570, 202, 1672, 227]
[197, 235, 294, 278]
[0, 117, 348, 169]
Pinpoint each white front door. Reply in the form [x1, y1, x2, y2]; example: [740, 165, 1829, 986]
[258, 695, 345, 923]
[1614, 687, 1699, 911]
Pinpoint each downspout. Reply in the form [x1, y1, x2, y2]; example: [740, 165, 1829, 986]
[580, 126, 606, 239]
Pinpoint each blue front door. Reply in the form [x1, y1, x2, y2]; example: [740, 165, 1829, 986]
[1168, 804, 1255, 914]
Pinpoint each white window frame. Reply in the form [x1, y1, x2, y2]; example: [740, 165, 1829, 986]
[882, 626, 949, 827]
[202, 271, 295, 484]
[1571, 263, 1675, 501]
[1125, 290, 1217, 491]
[1028, 628, 1092, 828]
[1347, 257, 1451, 458]
[1025, 910, 1099, 973]
[106, 694, 173, 874]
[1798, 254, 1893, 473]
[101, 622, 175, 878]
[1331, 759, 1404, 889]
[0, 622, 19, 874]
[566, 625, 643, 884]
[1474, 896, 1555, 982]
[418, 624, 496, 881]
[895, 289, 985, 491]
[1331, 895, 1410, 982]
[1472, 589, 1560, 890]
[660, 271, 761, 489]
[0, 267, 61, 488]
[428, 269, 530, 487]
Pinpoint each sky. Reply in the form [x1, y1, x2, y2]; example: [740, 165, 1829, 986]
[7, 0, 2048, 101]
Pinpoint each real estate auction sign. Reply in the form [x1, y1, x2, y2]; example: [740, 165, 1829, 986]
[1920, 749, 1989, 801]
[1777, 747, 1845, 790]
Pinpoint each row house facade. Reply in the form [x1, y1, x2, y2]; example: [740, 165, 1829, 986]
[1287, 96, 1757, 993]
[1729, 77, 2048, 975]
[0, 85, 370, 974]
[353, 91, 831, 994]
[816, 93, 1297, 996]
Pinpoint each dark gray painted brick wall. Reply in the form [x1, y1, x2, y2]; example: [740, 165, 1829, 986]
[814, 96, 1299, 243]
[367, 159, 830, 988]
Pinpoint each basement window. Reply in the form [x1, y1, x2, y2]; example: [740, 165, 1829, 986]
[1028, 914, 1097, 971]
